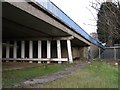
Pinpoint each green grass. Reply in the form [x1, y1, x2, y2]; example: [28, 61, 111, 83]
[2, 63, 73, 88]
[42, 61, 119, 88]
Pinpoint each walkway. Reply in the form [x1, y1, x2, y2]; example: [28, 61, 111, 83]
[15, 63, 89, 88]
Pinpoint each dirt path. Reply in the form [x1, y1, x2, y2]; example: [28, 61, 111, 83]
[15, 63, 89, 88]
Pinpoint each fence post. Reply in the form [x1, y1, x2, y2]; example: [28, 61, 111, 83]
[114, 47, 116, 60]
[99, 48, 101, 59]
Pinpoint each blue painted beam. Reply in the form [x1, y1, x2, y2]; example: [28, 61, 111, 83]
[34, 0, 105, 49]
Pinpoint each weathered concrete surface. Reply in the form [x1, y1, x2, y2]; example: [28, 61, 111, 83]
[3, 1, 90, 46]
[2, 1, 102, 61]
[90, 44, 99, 59]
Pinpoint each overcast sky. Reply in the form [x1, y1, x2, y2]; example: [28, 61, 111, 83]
[50, 0, 99, 35]
[50, 0, 119, 35]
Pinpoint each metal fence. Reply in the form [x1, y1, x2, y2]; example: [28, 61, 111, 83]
[101, 46, 120, 60]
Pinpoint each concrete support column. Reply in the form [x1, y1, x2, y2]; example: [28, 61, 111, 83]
[13, 41, 17, 58]
[29, 40, 33, 63]
[29, 40, 33, 58]
[98, 48, 101, 59]
[57, 40, 62, 64]
[6, 41, 10, 58]
[67, 40, 73, 63]
[38, 40, 41, 58]
[21, 41, 25, 58]
[47, 40, 51, 63]
[38, 40, 41, 63]
[114, 47, 116, 60]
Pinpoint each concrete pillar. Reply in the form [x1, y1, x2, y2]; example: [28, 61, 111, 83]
[47, 40, 51, 58]
[114, 47, 116, 60]
[38, 40, 41, 64]
[47, 40, 51, 63]
[29, 41, 33, 63]
[83, 47, 87, 59]
[98, 48, 101, 59]
[13, 41, 17, 58]
[29, 40, 33, 58]
[6, 41, 10, 58]
[38, 40, 41, 58]
[67, 40, 73, 63]
[57, 40, 62, 64]
[21, 41, 25, 58]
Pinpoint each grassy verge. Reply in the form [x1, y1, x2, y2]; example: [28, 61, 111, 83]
[42, 61, 119, 88]
[2, 63, 74, 88]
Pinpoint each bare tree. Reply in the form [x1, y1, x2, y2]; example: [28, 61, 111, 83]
[89, 0, 120, 46]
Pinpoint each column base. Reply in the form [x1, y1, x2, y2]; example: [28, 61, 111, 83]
[6, 60, 9, 62]
[13, 60, 16, 62]
[69, 59, 73, 63]
[29, 61, 33, 63]
[58, 61, 62, 64]
[47, 61, 50, 64]
[38, 61, 41, 63]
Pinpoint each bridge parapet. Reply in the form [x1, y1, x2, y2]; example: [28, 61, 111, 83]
[33, 0, 104, 49]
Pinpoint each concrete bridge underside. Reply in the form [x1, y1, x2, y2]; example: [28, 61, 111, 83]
[2, 2, 91, 63]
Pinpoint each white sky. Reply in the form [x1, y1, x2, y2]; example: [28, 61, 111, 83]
[50, 0, 99, 35]
[50, 0, 119, 35]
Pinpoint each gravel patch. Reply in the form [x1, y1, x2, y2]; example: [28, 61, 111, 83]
[14, 63, 88, 88]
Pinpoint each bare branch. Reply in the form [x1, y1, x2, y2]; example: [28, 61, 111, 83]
[89, 0, 120, 46]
